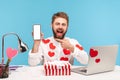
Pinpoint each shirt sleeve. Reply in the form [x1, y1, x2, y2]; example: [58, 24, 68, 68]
[70, 39, 88, 64]
[28, 42, 44, 66]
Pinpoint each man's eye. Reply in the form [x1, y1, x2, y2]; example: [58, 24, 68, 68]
[55, 23, 60, 25]
[62, 23, 66, 26]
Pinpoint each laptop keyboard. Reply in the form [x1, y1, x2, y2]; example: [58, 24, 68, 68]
[78, 69, 87, 73]
[72, 67, 87, 73]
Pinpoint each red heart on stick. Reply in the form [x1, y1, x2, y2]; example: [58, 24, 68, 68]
[6, 47, 18, 59]
[60, 57, 68, 61]
[42, 39, 50, 44]
[48, 51, 55, 57]
[90, 48, 98, 58]
[63, 49, 71, 55]
[49, 43, 56, 50]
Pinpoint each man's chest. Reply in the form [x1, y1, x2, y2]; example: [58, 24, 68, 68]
[41, 39, 72, 61]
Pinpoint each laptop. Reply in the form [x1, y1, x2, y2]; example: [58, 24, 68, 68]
[71, 45, 119, 75]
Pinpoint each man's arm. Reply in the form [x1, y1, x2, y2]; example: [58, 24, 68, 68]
[56, 38, 88, 64]
[28, 42, 44, 66]
[28, 32, 44, 66]
[71, 39, 88, 64]
[55, 38, 74, 52]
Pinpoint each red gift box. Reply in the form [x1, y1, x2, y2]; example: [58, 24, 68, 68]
[44, 61, 71, 76]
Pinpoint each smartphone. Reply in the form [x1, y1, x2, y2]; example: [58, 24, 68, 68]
[33, 24, 41, 40]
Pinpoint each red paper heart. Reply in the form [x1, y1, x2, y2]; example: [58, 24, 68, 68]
[49, 43, 56, 50]
[42, 39, 50, 44]
[6, 47, 18, 59]
[76, 44, 83, 50]
[90, 48, 98, 58]
[95, 58, 100, 63]
[63, 49, 71, 55]
[60, 57, 68, 61]
[48, 51, 55, 57]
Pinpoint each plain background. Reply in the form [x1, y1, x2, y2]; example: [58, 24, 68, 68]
[0, 0, 120, 66]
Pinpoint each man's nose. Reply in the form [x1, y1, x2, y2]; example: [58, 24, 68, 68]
[59, 24, 63, 28]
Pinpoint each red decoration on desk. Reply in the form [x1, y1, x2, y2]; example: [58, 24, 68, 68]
[44, 61, 71, 76]
[6, 47, 18, 59]
[1, 47, 18, 78]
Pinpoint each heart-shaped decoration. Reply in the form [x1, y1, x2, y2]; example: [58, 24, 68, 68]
[63, 49, 71, 55]
[95, 58, 100, 63]
[6, 47, 18, 59]
[60, 57, 68, 61]
[42, 39, 50, 44]
[48, 51, 55, 57]
[90, 48, 98, 58]
[76, 44, 83, 50]
[49, 43, 56, 50]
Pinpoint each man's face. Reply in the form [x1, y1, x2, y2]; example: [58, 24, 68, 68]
[52, 17, 68, 39]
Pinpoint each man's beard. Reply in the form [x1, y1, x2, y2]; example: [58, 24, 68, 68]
[52, 28, 67, 39]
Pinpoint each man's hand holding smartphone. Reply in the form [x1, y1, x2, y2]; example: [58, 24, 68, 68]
[32, 24, 43, 53]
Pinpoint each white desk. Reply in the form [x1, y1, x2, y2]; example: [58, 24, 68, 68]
[1, 65, 120, 80]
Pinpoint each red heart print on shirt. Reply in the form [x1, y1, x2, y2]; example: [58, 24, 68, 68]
[48, 51, 55, 57]
[49, 43, 56, 50]
[42, 39, 50, 44]
[76, 44, 83, 50]
[60, 57, 68, 61]
[90, 48, 98, 58]
[63, 49, 71, 55]
[95, 58, 100, 63]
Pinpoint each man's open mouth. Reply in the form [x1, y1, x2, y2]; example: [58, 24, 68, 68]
[57, 29, 64, 34]
[56, 29, 64, 37]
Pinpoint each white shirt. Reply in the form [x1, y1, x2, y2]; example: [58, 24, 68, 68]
[28, 37, 88, 66]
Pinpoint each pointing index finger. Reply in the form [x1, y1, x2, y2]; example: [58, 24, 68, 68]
[55, 39, 63, 43]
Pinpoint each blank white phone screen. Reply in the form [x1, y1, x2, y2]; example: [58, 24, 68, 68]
[33, 24, 41, 40]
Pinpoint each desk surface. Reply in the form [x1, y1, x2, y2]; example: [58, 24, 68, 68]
[2, 65, 120, 80]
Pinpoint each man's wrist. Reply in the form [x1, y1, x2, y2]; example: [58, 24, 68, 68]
[68, 44, 74, 53]
[31, 44, 39, 53]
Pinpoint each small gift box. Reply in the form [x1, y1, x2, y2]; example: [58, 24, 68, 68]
[44, 61, 71, 76]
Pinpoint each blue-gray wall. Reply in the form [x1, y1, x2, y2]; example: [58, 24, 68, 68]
[0, 0, 120, 65]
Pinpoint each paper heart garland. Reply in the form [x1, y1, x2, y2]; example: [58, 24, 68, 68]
[90, 48, 98, 58]
[42, 39, 50, 44]
[48, 51, 55, 57]
[6, 47, 18, 59]
[49, 43, 56, 50]
[60, 57, 68, 61]
[76, 44, 83, 50]
[63, 49, 71, 55]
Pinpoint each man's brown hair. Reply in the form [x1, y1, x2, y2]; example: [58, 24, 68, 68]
[52, 12, 69, 25]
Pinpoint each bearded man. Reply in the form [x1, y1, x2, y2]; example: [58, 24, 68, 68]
[28, 12, 88, 66]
